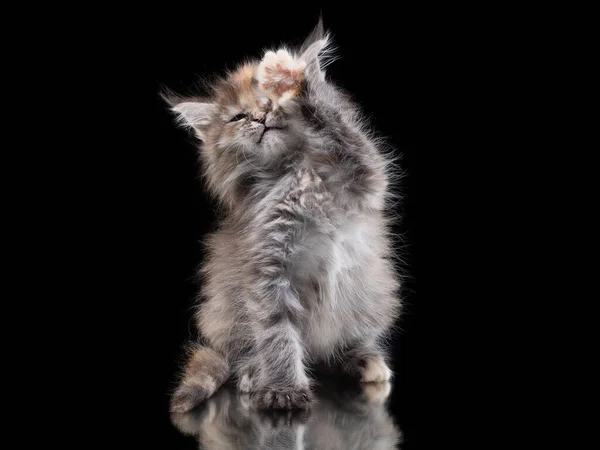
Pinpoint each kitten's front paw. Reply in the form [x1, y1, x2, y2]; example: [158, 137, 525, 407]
[256, 49, 306, 100]
[256, 408, 311, 428]
[252, 386, 313, 410]
[360, 355, 392, 383]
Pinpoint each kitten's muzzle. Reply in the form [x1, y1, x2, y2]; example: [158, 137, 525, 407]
[264, 111, 284, 129]
[256, 111, 286, 143]
[258, 125, 286, 143]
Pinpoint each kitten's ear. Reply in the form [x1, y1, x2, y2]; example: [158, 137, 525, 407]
[172, 102, 216, 127]
[299, 17, 334, 82]
[161, 90, 216, 140]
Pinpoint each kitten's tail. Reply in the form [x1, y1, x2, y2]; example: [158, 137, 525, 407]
[170, 344, 230, 413]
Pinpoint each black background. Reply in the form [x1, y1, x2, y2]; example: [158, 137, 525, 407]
[54, 5, 421, 448]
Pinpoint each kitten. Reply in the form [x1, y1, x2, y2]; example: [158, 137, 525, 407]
[170, 378, 402, 449]
[165, 20, 402, 412]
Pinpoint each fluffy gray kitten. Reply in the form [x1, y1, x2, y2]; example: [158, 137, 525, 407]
[166, 21, 402, 412]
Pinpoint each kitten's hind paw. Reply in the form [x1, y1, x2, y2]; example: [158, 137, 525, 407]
[256, 49, 306, 100]
[362, 381, 392, 404]
[252, 386, 313, 410]
[360, 355, 392, 383]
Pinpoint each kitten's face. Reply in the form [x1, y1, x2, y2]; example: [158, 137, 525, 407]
[200, 63, 304, 162]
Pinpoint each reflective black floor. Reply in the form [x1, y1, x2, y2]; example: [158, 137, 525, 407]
[170, 376, 403, 449]
[118, 349, 415, 449]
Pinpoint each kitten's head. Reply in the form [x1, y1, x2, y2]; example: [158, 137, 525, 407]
[167, 63, 301, 160]
[163, 20, 331, 207]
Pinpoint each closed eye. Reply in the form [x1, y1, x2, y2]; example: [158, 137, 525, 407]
[229, 113, 247, 122]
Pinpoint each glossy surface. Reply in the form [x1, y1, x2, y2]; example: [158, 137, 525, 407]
[171, 377, 402, 449]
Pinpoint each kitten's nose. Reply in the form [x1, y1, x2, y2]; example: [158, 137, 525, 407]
[264, 112, 281, 128]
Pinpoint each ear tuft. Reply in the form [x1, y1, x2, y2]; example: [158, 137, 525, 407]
[300, 15, 325, 55]
[299, 17, 336, 81]
[159, 87, 182, 109]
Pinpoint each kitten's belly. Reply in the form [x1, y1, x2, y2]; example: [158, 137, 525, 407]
[293, 218, 379, 356]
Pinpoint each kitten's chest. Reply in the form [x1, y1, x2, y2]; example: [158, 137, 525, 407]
[292, 217, 367, 287]
[296, 218, 375, 355]
[290, 211, 383, 355]
[313, 163, 356, 201]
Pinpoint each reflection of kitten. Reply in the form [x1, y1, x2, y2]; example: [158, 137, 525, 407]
[165, 20, 402, 412]
[171, 380, 402, 450]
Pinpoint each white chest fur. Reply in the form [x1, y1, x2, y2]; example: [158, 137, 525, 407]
[294, 214, 382, 356]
